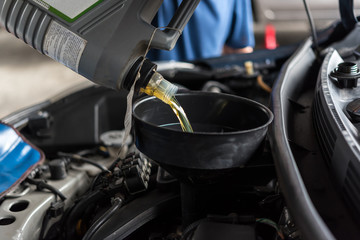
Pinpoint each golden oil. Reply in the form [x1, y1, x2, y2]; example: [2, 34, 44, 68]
[167, 97, 193, 132]
[140, 71, 193, 132]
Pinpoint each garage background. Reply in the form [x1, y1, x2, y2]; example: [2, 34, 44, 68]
[0, 0, 359, 118]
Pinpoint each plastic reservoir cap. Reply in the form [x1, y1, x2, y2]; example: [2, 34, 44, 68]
[100, 130, 132, 147]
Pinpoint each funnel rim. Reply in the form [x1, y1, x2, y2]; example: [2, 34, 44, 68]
[133, 91, 273, 136]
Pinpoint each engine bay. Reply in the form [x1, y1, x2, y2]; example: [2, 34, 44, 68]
[0, 47, 291, 240]
[2, 7, 360, 240]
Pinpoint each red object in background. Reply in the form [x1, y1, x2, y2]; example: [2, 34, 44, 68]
[265, 24, 277, 49]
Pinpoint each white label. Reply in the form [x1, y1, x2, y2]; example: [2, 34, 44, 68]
[43, 21, 87, 72]
[32, 0, 50, 10]
[41, 0, 98, 19]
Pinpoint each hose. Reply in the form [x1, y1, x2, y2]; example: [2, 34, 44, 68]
[58, 152, 109, 173]
[257, 75, 272, 93]
[82, 197, 123, 240]
[181, 218, 207, 240]
[39, 209, 52, 240]
[26, 178, 66, 201]
[64, 190, 107, 239]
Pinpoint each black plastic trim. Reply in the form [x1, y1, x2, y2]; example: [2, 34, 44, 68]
[269, 39, 335, 240]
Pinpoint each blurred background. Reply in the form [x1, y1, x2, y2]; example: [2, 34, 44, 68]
[252, 0, 360, 46]
[0, 29, 88, 118]
[0, 0, 359, 118]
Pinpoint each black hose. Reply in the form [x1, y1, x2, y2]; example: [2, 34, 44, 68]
[64, 190, 108, 239]
[339, 0, 357, 31]
[77, 157, 108, 172]
[181, 218, 206, 240]
[39, 209, 52, 240]
[58, 152, 109, 172]
[26, 178, 66, 201]
[302, 0, 319, 53]
[82, 197, 123, 240]
[90, 173, 102, 191]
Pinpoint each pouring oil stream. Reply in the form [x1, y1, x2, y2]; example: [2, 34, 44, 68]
[140, 71, 193, 133]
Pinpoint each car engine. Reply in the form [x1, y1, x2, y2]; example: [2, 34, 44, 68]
[2, 3, 360, 240]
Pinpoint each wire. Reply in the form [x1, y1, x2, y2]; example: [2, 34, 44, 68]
[82, 197, 123, 240]
[90, 173, 103, 191]
[26, 178, 67, 240]
[257, 75, 272, 93]
[58, 152, 109, 173]
[109, 153, 137, 172]
[181, 218, 207, 240]
[39, 208, 52, 240]
[26, 177, 67, 240]
[26, 178, 66, 201]
[109, 157, 125, 172]
[302, 0, 319, 53]
[256, 218, 284, 240]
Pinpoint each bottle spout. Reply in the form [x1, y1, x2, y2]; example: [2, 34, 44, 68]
[123, 57, 157, 92]
[139, 71, 178, 104]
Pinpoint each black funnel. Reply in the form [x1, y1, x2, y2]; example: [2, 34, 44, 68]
[133, 92, 273, 183]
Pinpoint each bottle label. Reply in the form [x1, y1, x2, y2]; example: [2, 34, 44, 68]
[32, 0, 103, 22]
[43, 21, 87, 72]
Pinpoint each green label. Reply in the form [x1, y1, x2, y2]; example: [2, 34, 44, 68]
[33, 0, 103, 23]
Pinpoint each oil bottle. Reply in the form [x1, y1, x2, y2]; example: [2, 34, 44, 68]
[0, 0, 199, 91]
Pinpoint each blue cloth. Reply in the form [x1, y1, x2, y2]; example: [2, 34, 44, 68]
[0, 123, 44, 198]
[148, 0, 255, 61]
